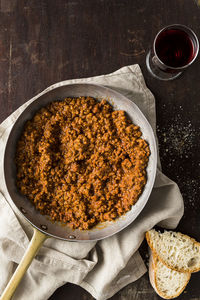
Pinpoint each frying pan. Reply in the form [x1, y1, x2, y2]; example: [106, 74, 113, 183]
[2, 83, 157, 299]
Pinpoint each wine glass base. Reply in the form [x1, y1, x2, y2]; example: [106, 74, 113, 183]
[146, 51, 182, 81]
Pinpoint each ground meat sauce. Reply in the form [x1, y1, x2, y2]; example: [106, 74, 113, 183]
[16, 97, 150, 230]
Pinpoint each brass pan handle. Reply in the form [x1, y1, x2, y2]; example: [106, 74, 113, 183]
[0, 228, 47, 300]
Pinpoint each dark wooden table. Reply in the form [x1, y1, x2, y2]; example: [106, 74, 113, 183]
[1, 0, 200, 299]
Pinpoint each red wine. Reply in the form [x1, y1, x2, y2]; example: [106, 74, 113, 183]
[155, 29, 195, 68]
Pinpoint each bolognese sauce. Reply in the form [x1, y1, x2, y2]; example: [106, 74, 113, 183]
[16, 97, 150, 230]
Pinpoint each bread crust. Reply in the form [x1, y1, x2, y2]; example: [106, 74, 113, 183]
[146, 231, 200, 273]
[149, 249, 191, 299]
[149, 250, 157, 291]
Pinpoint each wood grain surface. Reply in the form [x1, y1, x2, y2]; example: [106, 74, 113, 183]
[0, 0, 200, 299]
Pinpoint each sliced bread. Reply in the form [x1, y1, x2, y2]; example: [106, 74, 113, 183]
[146, 229, 200, 273]
[149, 249, 191, 299]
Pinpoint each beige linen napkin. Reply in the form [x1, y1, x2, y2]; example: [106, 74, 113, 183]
[0, 65, 184, 300]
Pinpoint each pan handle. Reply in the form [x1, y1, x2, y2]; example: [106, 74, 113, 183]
[0, 228, 48, 300]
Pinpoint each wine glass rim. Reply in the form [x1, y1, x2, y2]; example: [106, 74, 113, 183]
[153, 24, 199, 70]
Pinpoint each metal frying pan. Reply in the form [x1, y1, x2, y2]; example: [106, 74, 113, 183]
[2, 83, 157, 299]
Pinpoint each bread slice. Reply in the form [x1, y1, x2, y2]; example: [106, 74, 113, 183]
[146, 229, 200, 273]
[149, 249, 191, 299]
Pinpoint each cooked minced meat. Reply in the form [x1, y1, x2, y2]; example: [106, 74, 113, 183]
[15, 96, 150, 230]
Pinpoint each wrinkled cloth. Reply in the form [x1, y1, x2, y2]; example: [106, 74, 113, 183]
[0, 65, 184, 300]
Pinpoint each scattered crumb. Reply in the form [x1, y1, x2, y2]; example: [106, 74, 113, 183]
[182, 178, 198, 209]
[144, 252, 150, 267]
[156, 112, 199, 210]
[157, 117, 195, 158]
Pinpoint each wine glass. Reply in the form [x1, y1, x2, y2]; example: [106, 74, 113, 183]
[146, 24, 199, 80]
